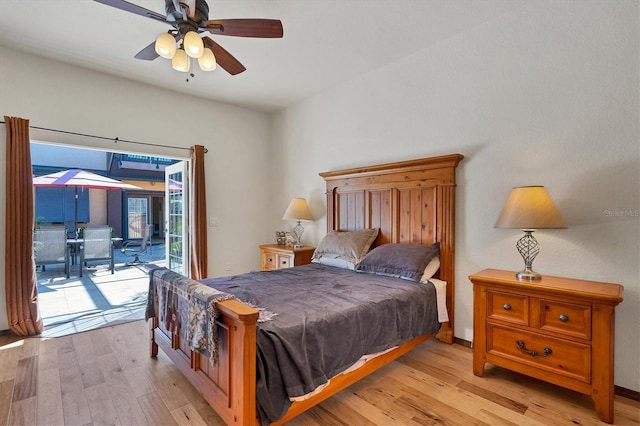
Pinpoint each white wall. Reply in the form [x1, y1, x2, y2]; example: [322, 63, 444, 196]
[270, 1, 639, 391]
[0, 46, 272, 331]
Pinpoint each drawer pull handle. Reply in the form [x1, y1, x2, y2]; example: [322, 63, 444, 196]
[516, 340, 552, 357]
[559, 314, 569, 322]
[503, 303, 511, 311]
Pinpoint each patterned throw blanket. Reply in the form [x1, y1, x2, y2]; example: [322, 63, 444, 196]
[145, 267, 236, 365]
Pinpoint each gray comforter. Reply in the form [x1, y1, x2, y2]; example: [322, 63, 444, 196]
[199, 263, 440, 424]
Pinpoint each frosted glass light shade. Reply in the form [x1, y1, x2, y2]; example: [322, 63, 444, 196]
[172, 49, 190, 72]
[198, 48, 216, 71]
[155, 33, 176, 59]
[495, 186, 566, 230]
[184, 31, 204, 58]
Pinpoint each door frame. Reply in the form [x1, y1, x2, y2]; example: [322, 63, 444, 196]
[165, 161, 190, 276]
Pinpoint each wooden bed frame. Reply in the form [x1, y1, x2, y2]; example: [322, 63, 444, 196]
[150, 153, 464, 425]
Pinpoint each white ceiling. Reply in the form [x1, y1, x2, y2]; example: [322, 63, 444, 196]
[0, 0, 528, 112]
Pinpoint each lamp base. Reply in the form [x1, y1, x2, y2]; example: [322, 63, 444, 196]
[515, 230, 542, 281]
[292, 220, 305, 247]
[516, 269, 541, 280]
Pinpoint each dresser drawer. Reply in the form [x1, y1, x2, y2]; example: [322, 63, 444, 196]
[487, 324, 591, 383]
[487, 290, 528, 325]
[539, 299, 591, 339]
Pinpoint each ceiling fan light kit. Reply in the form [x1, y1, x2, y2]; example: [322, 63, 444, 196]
[183, 31, 204, 58]
[155, 32, 177, 59]
[198, 48, 217, 71]
[160, 31, 213, 72]
[94, 0, 283, 76]
[171, 48, 190, 72]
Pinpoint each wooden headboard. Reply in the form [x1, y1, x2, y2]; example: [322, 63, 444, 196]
[319, 154, 464, 343]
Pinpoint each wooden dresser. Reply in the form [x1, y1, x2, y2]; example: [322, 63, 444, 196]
[469, 269, 623, 423]
[259, 244, 314, 271]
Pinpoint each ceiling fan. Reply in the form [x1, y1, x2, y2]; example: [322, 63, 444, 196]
[94, 0, 283, 75]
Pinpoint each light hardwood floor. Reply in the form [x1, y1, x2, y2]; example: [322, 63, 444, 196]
[1, 320, 638, 425]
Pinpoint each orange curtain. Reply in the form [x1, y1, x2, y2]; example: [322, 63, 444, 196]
[4, 116, 42, 336]
[190, 145, 208, 279]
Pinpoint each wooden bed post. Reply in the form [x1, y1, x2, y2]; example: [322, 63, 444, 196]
[435, 184, 456, 344]
[150, 317, 158, 357]
[220, 300, 259, 425]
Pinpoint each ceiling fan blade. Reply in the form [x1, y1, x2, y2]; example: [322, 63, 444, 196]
[93, 0, 167, 23]
[134, 41, 159, 60]
[203, 19, 283, 38]
[202, 37, 246, 75]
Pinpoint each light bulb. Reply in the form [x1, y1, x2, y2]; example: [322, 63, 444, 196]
[183, 31, 204, 58]
[155, 33, 176, 59]
[172, 49, 190, 72]
[198, 48, 216, 71]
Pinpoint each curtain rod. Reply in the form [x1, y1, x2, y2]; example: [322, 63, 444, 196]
[0, 121, 208, 154]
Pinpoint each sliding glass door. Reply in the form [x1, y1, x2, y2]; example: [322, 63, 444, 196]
[127, 197, 148, 238]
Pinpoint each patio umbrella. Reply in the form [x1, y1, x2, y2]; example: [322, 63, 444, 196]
[33, 168, 142, 233]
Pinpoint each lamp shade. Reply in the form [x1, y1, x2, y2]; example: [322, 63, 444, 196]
[155, 33, 176, 59]
[172, 48, 190, 72]
[198, 48, 217, 71]
[184, 31, 204, 58]
[282, 198, 313, 221]
[495, 186, 566, 230]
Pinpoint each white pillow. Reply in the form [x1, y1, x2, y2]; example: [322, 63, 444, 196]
[420, 256, 440, 282]
[311, 256, 356, 270]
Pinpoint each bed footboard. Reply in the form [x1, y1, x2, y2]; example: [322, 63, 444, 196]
[150, 299, 260, 425]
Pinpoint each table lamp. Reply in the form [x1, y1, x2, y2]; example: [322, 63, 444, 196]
[282, 198, 313, 248]
[495, 186, 566, 280]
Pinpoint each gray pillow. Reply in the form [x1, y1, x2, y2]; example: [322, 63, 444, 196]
[311, 228, 379, 268]
[355, 242, 440, 282]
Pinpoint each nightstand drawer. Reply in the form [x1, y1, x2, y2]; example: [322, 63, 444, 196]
[262, 252, 277, 271]
[487, 290, 528, 325]
[259, 244, 315, 271]
[539, 299, 591, 339]
[276, 253, 292, 269]
[487, 324, 591, 383]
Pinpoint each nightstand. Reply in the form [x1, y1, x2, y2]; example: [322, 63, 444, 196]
[259, 244, 315, 271]
[469, 269, 623, 423]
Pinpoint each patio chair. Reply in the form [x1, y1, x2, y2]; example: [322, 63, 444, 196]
[64, 221, 78, 239]
[34, 227, 69, 278]
[64, 221, 80, 265]
[121, 224, 153, 266]
[80, 226, 114, 276]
